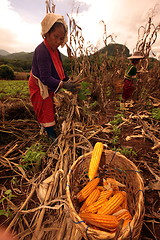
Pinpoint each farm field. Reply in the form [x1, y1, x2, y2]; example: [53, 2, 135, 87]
[0, 2, 160, 238]
[0, 80, 29, 100]
[0, 77, 159, 239]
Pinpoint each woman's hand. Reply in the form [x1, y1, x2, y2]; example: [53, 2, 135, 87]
[62, 82, 80, 93]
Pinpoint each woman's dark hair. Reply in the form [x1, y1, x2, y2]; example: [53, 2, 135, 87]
[48, 22, 66, 34]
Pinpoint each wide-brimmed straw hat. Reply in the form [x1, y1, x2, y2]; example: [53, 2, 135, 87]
[128, 51, 144, 60]
[41, 13, 68, 47]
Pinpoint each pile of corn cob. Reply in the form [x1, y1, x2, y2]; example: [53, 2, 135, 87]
[76, 142, 133, 232]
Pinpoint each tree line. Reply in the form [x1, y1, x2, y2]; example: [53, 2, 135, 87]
[0, 43, 131, 80]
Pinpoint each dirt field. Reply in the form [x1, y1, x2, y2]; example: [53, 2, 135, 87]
[0, 91, 159, 240]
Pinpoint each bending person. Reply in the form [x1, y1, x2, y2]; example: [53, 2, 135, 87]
[29, 13, 79, 141]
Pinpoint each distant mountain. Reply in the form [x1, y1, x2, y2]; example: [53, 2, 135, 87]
[0, 49, 68, 72]
[0, 50, 68, 62]
[98, 43, 130, 57]
[0, 49, 10, 56]
[0, 44, 130, 61]
[0, 44, 130, 72]
[2, 52, 34, 61]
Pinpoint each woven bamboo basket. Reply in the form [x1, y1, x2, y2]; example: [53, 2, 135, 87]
[66, 150, 145, 240]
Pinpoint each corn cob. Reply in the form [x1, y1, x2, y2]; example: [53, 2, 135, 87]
[82, 189, 113, 213]
[79, 188, 100, 212]
[112, 205, 122, 214]
[88, 142, 104, 180]
[77, 177, 100, 202]
[120, 191, 127, 198]
[114, 209, 132, 221]
[114, 190, 128, 209]
[96, 186, 105, 191]
[114, 190, 127, 197]
[82, 197, 108, 213]
[79, 213, 119, 231]
[123, 219, 132, 228]
[97, 192, 125, 215]
[97, 189, 113, 201]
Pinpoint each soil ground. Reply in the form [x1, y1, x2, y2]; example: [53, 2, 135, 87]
[0, 98, 159, 240]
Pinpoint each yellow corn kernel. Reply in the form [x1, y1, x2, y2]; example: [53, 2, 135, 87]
[79, 212, 119, 231]
[88, 142, 104, 180]
[97, 192, 125, 215]
[82, 197, 108, 213]
[96, 186, 105, 191]
[77, 177, 100, 202]
[79, 188, 100, 212]
[112, 206, 123, 214]
[97, 189, 113, 201]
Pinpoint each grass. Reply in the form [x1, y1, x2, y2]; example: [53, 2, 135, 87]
[0, 80, 29, 100]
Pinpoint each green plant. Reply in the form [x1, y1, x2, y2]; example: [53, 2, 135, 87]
[111, 125, 121, 135]
[112, 146, 137, 157]
[0, 189, 17, 217]
[0, 189, 17, 202]
[151, 108, 160, 120]
[20, 143, 46, 171]
[110, 113, 124, 125]
[109, 114, 124, 146]
[78, 81, 92, 100]
[11, 177, 18, 185]
[0, 209, 10, 217]
[0, 80, 29, 100]
[110, 135, 119, 145]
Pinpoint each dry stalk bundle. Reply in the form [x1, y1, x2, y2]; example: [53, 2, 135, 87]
[136, 11, 160, 58]
[1, 93, 105, 240]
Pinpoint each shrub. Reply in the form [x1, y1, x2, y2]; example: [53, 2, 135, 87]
[0, 64, 15, 80]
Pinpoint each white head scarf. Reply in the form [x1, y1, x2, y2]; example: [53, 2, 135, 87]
[41, 13, 68, 47]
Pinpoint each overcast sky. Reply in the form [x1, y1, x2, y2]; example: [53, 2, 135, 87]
[0, 0, 159, 58]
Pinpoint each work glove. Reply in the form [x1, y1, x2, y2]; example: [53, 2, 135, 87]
[62, 81, 80, 94]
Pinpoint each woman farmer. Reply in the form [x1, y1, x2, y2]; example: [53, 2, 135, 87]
[121, 51, 144, 109]
[29, 13, 79, 141]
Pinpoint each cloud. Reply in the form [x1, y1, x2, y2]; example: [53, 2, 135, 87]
[0, 0, 159, 58]
[0, 0, 42, 53]
[0, 0, 91, 53]
[68, 0, 160, 55]
[56, 0, 91, 14]
[0, 29, 17, 51]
